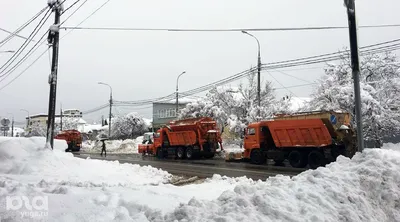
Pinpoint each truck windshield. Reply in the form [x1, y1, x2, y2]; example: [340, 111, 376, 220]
[247, 128, 255, 135]
[154, 133, 160, 138]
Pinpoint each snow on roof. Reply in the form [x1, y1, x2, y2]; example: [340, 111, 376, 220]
[81, 124, 108, 133]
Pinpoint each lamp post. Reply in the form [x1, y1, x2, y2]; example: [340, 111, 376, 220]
[176, 71, 186, 115]
[98, 82, 113, 138]
[20, 109, 30, 131]
[242, 31, 261, 116]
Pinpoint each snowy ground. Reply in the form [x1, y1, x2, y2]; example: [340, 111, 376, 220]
[1, 137, 399, 221]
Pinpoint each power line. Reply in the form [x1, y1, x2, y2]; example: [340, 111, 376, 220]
[0, 0, 110, 91]
[61, 0, 89, 26]
[0, 6, 47, 47]
[62, 0, 82, 15]
[0, 28, 35, 43]
[271, 69, 316, 84]
[60, 24, 400, 32]
[0, 8, 52, 76]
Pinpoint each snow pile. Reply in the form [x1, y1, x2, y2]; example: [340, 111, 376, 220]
[382, 142, 400, 152]
[82, 139, 138, 153]
[0, 137, 256, 221]
[0, 137, 170, 187]
[164, 147, 400, 221]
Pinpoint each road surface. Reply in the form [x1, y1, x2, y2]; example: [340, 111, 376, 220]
[73, 152, 306, 180]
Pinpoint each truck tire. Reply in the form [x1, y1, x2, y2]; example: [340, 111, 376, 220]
[186, 147, 194, 159]
[204, 152, 215, 159]
[288, 151, 308, 168]
[157, 148, 164, 159]
[250, 149, 266, 165]
[176, 147, 185, 159]
[308, 150, 326, 169]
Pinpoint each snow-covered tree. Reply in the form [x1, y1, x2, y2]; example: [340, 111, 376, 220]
[29, 123, 47, 137]
[180, 72, 282, 135]
[111, 112, 147, 140]
[308, 52, 400, 147]
[178, 98, 228, 131]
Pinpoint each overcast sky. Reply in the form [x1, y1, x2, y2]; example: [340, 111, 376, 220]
[0, 0, 399, 124]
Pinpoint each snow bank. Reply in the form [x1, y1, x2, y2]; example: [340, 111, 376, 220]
[0, 137, 255, 221]
[382, 142, 400, 152]
[82, 139, 138, 153]
[0, 137, 170, 187]
[164, 148, 400, 222]
[2, 137, 400, 221]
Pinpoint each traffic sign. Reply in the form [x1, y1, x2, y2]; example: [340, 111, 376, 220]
[330, 114, 337, 125]
[0, 126, 10, 131]
[1, 118, 10, 126]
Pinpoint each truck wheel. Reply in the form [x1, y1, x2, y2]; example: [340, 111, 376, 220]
[204, 152, 215, 159]
[250, 149, 266, 165]
[157, 148, 164, 159]
[176, 147, 185, 159]
[186, 147, 194, 159]
[308, 151, 326, 169]
[288, 151, 308, 168]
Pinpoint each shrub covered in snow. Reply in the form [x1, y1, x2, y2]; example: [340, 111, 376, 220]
[111, 112, 147, 140]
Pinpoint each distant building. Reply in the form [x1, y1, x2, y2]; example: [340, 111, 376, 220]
[26, 109, 84, 130]
[152, 97, 197, 129]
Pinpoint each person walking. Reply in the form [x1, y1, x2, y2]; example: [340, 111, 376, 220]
[101, 140, 107, 157]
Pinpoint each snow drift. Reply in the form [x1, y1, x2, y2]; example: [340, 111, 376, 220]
[1, 137, 400, 222]
[164, 147, 400, 222]
[0, 137, 170, 187]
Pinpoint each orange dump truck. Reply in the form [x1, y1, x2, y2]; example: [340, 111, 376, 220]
[54, 129, 83, 152]
[242, 116, 355, 169]
[138, 117, 223, 159]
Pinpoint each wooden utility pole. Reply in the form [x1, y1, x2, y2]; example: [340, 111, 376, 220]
[46, 1, 62, 149]
[344, 0, 364, 152]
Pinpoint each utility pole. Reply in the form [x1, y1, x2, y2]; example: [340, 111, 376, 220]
[98, 82, 112, 138]
[60, 105, 63, 131]
[108, 94, 112, 138]
[101, 115, 104, 126]
[242, 31, 261, 117]
[344, 0, 364, 152]
[176, 71, 186, 115]
[46, 0, 62, 149]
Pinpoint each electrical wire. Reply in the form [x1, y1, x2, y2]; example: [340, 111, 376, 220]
[60, 24, 400, 32]
[0, 6, 47, 47]
[62, 0, 81, 15]
[0, 0, 110, 91]
[0, 8, 52, 76]
[61, 0, 89, 26]
[271, 69, 315, 84]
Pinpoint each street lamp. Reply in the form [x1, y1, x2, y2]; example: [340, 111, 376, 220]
[176, 71, 186, 114]
[20, 109, 30, 131]
[98, 82, 113, 138]
[242, 31, 261, 114]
